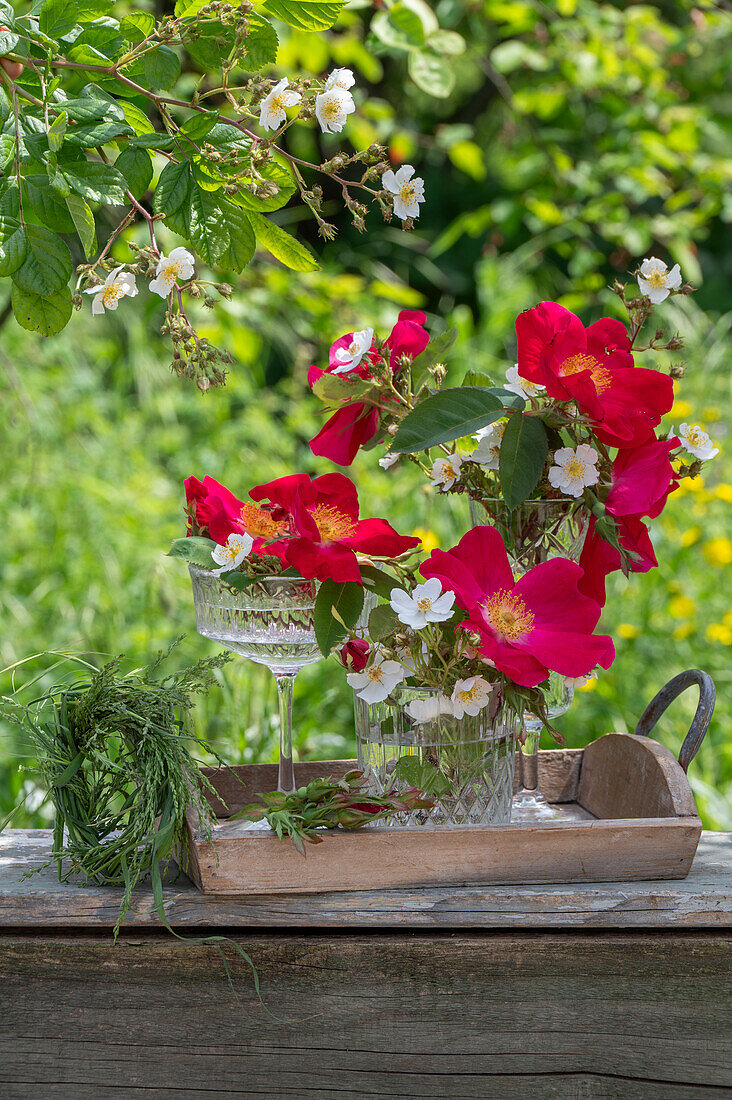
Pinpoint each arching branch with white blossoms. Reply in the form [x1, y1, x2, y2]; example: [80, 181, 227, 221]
[0, 1, 428, 387]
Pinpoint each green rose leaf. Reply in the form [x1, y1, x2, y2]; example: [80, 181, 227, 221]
[217, 200, 256, 272]
[47, 110, 68, 152]
[0, 27, 18, 53]
[64, 119, 135, 148]
[120, 11, 156, 43]
[498, 412, 549, 510]
[245, 16, 279, 70]
[391, 756, 451, 797]
[262, 0, 345, 32]
[186, 184, 228, 265]
[13, 224, 73, 295]
[62, 161, 128, 205]
[314, 579, 365, 656]
[130, 132, 174, 151]
[391, 387, 522, 453]
[167, 537, 219, 566]
[0, 222, 28, 277]
[427, 29, 466, 56]
[11, 283, 73, 337]
[312, 372, 373, 407]
[154, 160, 191, 216]
[180, 111, 220, 142]
[114, 146, 153, 198]
[39, 0, 79, 39]
[62, 89, 124, 124]
[248, 212, 319, 272]
[65, 193, 97, 258]
[359, 564, 398, 600]
[408, 50, 456, 98]
[141, 45, 181, 89]
[186, 22, 239, 71]
[368, 603, 399, 642]
[22, 175, 77, 233]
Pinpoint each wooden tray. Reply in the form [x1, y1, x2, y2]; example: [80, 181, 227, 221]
[182, 731, 704, 895]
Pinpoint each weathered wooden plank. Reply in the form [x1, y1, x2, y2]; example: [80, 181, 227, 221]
[0, 830, 729, 929]
[0, 934, 730, 1097]
[579, 733, 699, 819]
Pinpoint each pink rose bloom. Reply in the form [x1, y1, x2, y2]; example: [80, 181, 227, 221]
[251, 472, 420, 584]
[606, 435, 680, 519]
[515, 302, 673, 449]
[309, 310, 430, 466]
[340, 638, 370, 672]
[421, 526, 614, 688]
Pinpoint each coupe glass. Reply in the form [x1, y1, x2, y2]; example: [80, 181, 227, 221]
[470, 498, 588, 821]
[189, 566, 321, 793]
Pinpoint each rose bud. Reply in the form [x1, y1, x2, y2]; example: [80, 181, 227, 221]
[340, 638, 370, 672]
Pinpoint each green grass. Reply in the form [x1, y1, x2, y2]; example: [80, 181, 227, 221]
[1, 271, 730, 831]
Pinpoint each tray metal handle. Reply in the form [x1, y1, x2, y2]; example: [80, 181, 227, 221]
[633, 669, 715, 773]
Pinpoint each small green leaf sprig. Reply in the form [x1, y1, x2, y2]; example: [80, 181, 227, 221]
[235, 770, 433, 854]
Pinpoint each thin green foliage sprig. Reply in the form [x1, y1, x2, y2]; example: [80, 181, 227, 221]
[1, 637, 230, 937]
[235, 770, 433, 855]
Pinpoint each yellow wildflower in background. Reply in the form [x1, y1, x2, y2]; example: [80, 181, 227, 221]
[706, 623, 732, 646]
[618, 623, 639, 639]
[702, 406, 721, 422]
[680, 526, 702, 548]
[669, 595, 696, 618]
[673, 623, 696, 640]
[703, 538, 732, 567]
[413, 527, 440, 553]
[669, 398, 692, 418]
[715, 484, 732, 503]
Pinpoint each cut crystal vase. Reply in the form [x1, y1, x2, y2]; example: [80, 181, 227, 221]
[469, 498, 588, 822]
[189, 567, 321, 794]
[355, 685, 518, 827]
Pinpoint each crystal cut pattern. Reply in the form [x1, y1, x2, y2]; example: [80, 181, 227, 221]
[356, 686, 517, 827]
[189, 567, 320, 675]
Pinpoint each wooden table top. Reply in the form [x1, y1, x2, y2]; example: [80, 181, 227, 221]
[1, 827, 730, 931]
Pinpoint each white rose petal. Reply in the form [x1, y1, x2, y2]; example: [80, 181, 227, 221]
[547, 444, 599, 499]
[211, 532, 254, 574]
[389, 579, 456, 630]
[259, 77, 302, 132]
[406, 694, 454, 723]
[637, 256, 683, 305]
[471, 420, 507, 470]
[324, 67, 355, 92]
[676, 422, 719, 462]
[430, 453, 462, 491]
[315, 86, 355, 134]
[379, 453, 399, 470]
[504, 364, 545, 400]
[347, 657, 405, 704]
[332, 327, 374, 374]
[84, 265, 138, 315]
[149, 247, 196, 298]
[381, 164, 425, 222]
[450, 675, 493, 719]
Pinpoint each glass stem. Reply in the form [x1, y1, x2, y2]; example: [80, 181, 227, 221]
[517, 727, 546, 803]
[275, 671, 297, 794]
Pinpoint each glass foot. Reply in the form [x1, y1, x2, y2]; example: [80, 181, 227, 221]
[511, 792, 567, 823]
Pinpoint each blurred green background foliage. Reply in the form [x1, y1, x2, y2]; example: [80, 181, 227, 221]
[2, 0, 731, 828]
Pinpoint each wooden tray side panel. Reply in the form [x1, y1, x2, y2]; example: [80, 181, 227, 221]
[578, 733, 699, 820]
[189, 819, 701, 895]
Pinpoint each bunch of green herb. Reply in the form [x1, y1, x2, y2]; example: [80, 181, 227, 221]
[236, 770, 433, 854]
[1, 638, 230, 936]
